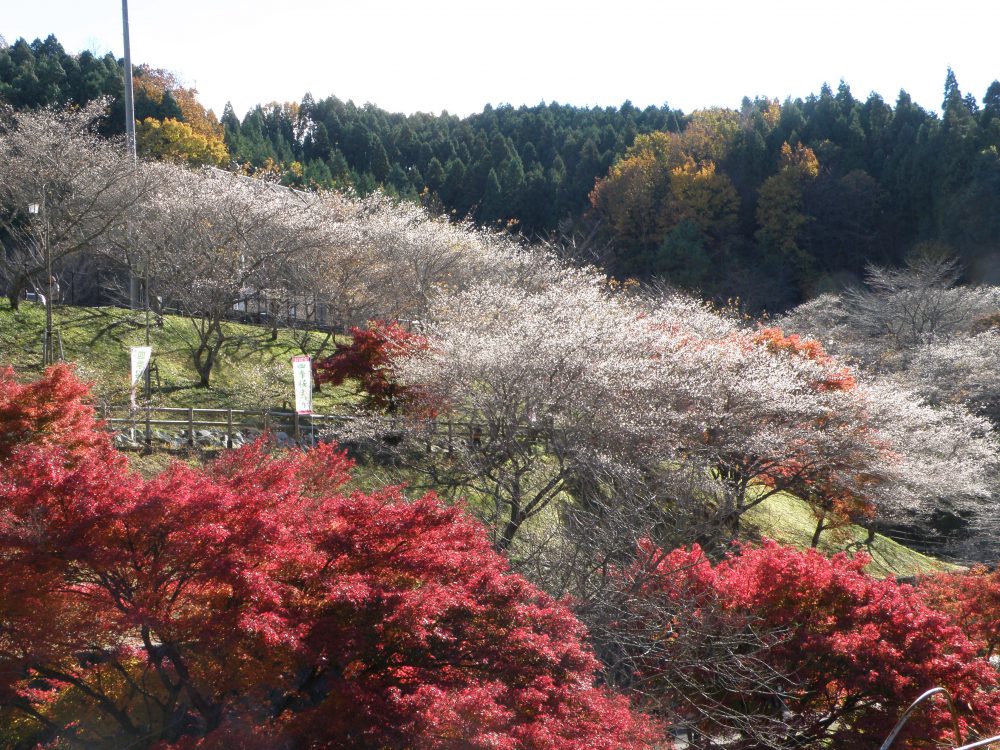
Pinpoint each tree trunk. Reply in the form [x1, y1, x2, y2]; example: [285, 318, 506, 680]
[193, 318, 224, 388]
[496, 519, 520, 551]
[197, 357, 213, 388]
[496, 503, 524, 552]
[863, 521, 876, 546]
[7, 273, 28, 311]
[269, 298, 281, 341]
[811, 511, 826, 548]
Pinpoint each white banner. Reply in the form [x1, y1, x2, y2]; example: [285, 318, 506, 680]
[130, 346, 152, 387]
[291, 355, 312, 415]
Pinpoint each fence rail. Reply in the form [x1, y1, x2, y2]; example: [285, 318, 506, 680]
[100, 404, 351, 449]
[98, 404, 490, 452]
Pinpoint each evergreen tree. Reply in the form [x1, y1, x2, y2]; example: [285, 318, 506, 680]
[479, 167, 504, 223]
[424, 156, 445, 191]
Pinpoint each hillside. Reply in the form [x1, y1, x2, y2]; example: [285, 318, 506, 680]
[742, 492, 964, 578]
[0, 298, 962, 581]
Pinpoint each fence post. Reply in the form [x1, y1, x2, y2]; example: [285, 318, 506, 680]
[294, 411, 301, 444]
[447, 418, 453, 455]
[188, 407, 195, 447]
[226, 408, 234, 449]
[144, 403, 152, 451]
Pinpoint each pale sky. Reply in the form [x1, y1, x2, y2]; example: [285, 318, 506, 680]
[3, 1, 998, 120]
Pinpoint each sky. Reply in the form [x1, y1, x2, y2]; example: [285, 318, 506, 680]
[3, 0, 999, 119]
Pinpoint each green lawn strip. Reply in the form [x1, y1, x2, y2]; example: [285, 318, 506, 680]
[741, 490, 963, 578]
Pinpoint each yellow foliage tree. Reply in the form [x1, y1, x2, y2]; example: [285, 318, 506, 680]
[589, 149, 664, 245]
[682, 107, 742, 163]
[756, 142, 820, 269]
[136, 117, 229, 167]
[778, 141, 820, 177]
[134, 65, 224, 140]
[591, 114, 742, 250]
[661, 158, 740, 241]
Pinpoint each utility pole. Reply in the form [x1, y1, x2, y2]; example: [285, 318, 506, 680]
[122, 0, 137, 169]
[121, 0, 152, 412]
[122, 0, 140, 311]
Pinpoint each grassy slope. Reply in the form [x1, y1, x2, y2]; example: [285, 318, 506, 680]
[0, 300, 356, 412]
[1, 301, 960, 579]
[741, 491, 963, 578]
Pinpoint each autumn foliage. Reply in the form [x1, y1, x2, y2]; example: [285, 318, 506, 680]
[622, 540, 1000, 749]
[313, 320, 431, 413]
[752, 327, 857, 392]
[0, 363, 108, 460]
[920, 567, 1000, 659]
[0, 366, 653, 749]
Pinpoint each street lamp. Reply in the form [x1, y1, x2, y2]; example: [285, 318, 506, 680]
[28, 191, 53, 365]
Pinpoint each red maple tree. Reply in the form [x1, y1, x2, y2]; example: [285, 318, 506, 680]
[920, 566, 1000, 660]
[0, 363, 108, 460]
[313, 320, 430, 414]
[752, 327, 857, 392]
[0, 366, 655, 750]
[619, 539, 1000, 750]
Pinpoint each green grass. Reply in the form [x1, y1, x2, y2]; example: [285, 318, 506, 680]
[741, 491, 964, 578]
[0, 299, 357, 412]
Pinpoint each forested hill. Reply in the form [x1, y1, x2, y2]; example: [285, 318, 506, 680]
[5, 32, 1000, 310]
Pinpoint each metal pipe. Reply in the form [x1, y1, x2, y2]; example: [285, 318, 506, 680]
[121, 0, 143, 312]
[879, 687, 962, 750]
[956, 736, 1000, 750]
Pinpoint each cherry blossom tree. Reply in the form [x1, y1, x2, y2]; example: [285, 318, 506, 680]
[391, 266, 688, 553]
[376, 262, 998, 561]
[782, 259, 1000, 556]
[305, 192, 557, 330]
[138, 164, 326, 386]
[846, 255, 999, 350]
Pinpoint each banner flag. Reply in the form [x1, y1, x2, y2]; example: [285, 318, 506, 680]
[291, 355, 312, 415]
[130, 346, 152, 387]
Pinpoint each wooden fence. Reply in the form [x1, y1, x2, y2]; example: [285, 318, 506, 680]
[99, 404, 487, 452]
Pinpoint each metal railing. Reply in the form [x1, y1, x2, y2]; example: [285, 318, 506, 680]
[881, 687, 1000, 750]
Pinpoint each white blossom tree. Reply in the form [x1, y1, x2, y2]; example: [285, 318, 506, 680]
[138, 163, 325, 386]
[396, 266, 675, 552]
[0, 102, 146, 309]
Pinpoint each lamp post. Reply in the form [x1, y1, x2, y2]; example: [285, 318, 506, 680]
[27, 189, 52, 365]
